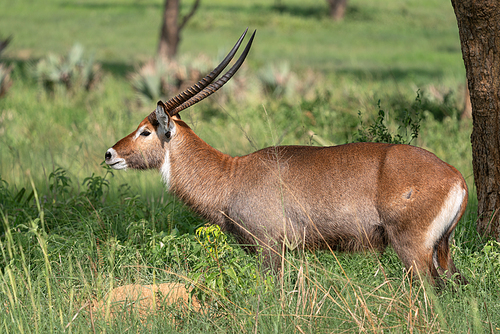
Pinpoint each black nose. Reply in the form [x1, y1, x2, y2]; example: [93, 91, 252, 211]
[105, 151, 112, 160]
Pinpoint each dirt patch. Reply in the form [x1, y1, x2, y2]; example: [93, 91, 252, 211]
[91, 283, 201, 319]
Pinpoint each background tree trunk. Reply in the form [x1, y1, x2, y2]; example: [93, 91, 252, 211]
[157, 0, 200, 60]
[451, 0, 500, 240]
[327, 0, 347, 21]
[158, 0, 180, 60]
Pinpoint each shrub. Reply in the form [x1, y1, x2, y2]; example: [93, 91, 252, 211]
[130, 58, 173, 105]
[129, 54, 220, 106]
[352, 93, 422, 145]
[31, 44, 101, 94]
[257, 61, 297, 98]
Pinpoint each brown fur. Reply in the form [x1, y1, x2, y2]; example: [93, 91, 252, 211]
[106, 114, 468, 286]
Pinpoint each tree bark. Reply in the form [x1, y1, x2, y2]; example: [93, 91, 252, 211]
[327, 0, 347, 21]
[451, 0, 500, 240]
[157, 0, 200, 60]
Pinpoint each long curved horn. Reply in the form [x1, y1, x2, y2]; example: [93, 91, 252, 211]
[169, 30, 256, 116]
[163, 28, 250, 113]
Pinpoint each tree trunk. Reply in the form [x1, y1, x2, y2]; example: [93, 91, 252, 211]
[157, 0, 200, 60]
[158, 0, 180, 60]
[451, 0, 500, 240]
[327, 0, 347, 21]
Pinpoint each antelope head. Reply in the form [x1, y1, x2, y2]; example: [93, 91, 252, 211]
[105, 30, 255, 177]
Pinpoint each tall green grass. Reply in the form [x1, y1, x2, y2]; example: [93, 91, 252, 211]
[0, 174, 499, 332]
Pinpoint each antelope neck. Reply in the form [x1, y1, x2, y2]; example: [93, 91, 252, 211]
[168, 129, 237, 223]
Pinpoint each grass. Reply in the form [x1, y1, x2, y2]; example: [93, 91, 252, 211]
[0, 177, 499, 332]
[0, 0, 463, 81]
[0, 0, 498, 332]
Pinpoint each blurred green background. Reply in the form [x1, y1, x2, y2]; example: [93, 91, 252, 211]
[0, 0, 471, 192]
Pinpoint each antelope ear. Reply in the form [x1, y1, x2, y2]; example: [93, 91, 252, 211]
[155, 100, 174, 131]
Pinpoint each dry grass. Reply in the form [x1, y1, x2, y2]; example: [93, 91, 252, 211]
[90, 282, 201, 321]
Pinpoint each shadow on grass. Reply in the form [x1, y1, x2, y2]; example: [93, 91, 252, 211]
[101, 61, 134, 77]
[4, 57, 134, 78]
[336, 66, 446, 82]
[270, 3, 375, 21]
[271, 3, 328, 19]
[58, 1, 161, 11]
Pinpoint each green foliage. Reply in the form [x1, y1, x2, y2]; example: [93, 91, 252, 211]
[0, 168, 499, 332]
[0, 176, 8, 203]
[130, 55, 218, 106]
[191, 225, 262, 300]
[0, 177, 34, 224]
[82, 163, 114, 203]
[258, 61, 297, 98]
[352, 92, 421, 145]
[49, 167, 72, 197]
[31, 43, 101, 93]
[468, 240, 500, 285]
[130, 58, 173, 105]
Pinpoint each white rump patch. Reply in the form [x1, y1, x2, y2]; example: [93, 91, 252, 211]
[424, 184, 465, 250]
[160, 150, 171, 189]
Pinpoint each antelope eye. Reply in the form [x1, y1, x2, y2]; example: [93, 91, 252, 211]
[140, 130, 151, 137]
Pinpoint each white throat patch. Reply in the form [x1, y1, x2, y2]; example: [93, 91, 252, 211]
[160, 150, 171, 189]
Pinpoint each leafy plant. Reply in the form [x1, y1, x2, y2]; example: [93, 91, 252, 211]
[0, 176, 34, 213]
[190, 225, 259, 300]
[31, 43, 101, 93]
[129, 54, 217, 106]
[353, 93, 422, 145]
[130, 58, 173, 105]
[468, 240, 500, 282]
[49, 167, 72, 197]
[82, 163, 114, 203]
[258, 61, 297, 98]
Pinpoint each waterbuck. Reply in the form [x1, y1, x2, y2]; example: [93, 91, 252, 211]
[105, 30, 468, 285]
